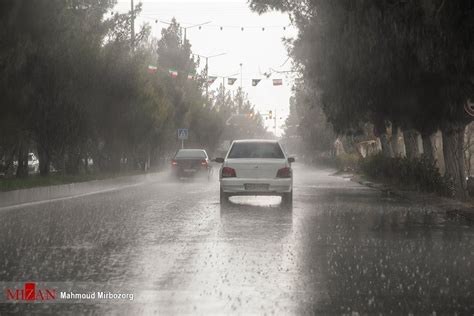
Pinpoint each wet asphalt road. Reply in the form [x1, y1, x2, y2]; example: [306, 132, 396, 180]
[0, 165, 473, 315]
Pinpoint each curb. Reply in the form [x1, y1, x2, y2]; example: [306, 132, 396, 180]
[0, 172, 164, 209]
[349, 174, 474, 223]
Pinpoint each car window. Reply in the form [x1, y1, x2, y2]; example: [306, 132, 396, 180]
[175, 150, 207, 158]
[227, 142, 285, 159]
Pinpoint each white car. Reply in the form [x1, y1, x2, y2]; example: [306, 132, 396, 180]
[215, 139, 295, 205]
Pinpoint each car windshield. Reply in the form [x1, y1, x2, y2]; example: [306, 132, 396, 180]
[175, 150, 207, 158]
[227, 142, 284, 159]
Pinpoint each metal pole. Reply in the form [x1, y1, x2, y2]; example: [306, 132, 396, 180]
[131, 0, 135, 51]
[206, 57, 209, 100]
[240, 63, 243, 90]
[274, 108, 277, 135]
[239, 63, 243, 113]
[222, 76, 225, 105]
[181, 139, 184, 149]
[192, 52, 225, 100]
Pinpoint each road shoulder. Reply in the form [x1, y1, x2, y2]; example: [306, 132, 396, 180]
[341, 172, 474, 223]
[0, 172, 163, 209]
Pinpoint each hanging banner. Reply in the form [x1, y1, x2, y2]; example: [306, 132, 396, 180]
[147, 65, 158, 74]
[168, 69, 178, 78]
[273, 79, 283, 86]
[208, 76, 217, 84]
[228, 78, 237, 85]
[252, 79, 261, 86]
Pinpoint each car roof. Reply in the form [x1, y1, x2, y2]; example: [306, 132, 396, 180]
[232, 139, 279, 143]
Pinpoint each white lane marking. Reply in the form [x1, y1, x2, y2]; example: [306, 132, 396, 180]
[0, 182, 145, 212]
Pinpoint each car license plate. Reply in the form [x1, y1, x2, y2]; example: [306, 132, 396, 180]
[244, 183, 269, 191]
[184, 168, 196, 172]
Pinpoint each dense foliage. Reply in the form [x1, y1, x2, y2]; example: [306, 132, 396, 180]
[0, 1, 266, 177]
[360, 154, 451, 196]
[250, 0, 473, 198]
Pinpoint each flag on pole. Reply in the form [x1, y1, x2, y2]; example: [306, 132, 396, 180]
[208, 76, 217, 85]
[273, 79, 283, 86]
[168, 69, 178, 78]
[147, 65, 158, 74]
[228, 78, 237, 85]
[252, 79, 261, 86]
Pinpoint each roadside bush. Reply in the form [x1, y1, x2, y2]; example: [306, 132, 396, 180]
[336, 153, 361, 172]
[360, 154, 450, 195]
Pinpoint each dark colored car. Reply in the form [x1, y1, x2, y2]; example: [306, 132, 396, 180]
[171, 149, 211, 180]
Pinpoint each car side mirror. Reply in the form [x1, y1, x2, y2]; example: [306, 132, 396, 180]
[288, 157, 295, 163]
[213, 158, 225, 163]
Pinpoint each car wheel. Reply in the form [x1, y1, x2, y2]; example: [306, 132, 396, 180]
[282, 190, 293, 207]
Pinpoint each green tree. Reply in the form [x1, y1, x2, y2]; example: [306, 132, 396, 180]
[249, 0, 473, 198]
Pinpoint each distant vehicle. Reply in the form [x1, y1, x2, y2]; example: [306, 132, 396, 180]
[12, 152, 39, 174]
[171, 149, 211, 180]
[215, 139, 295, 206]
[28, 153, 39, 173]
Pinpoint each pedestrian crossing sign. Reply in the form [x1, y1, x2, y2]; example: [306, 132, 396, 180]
[178, 128, 188, 140]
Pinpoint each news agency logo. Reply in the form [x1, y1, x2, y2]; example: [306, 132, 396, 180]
[5, 282, 56, 302]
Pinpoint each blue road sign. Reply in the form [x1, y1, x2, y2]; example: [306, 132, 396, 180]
[178, 128, 188, 140]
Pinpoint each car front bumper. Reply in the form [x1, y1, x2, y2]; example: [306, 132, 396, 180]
[220, 178, 292, 195]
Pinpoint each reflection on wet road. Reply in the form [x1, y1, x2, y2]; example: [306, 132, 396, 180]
[0, 166, 473, 314]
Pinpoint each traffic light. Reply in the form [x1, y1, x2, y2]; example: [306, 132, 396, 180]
[268, 110, 273, 119]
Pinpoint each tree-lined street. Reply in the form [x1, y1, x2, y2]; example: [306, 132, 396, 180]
[1, 1, 474, 314]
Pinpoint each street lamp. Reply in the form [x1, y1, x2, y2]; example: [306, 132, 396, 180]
[160, 20, 212, 43]
[221, 72, 239, 103]
[192, 52, 226, 99]
[209, 72, 239, 105]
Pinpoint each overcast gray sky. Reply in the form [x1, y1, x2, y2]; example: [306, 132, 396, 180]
[113, 0, 297, 136]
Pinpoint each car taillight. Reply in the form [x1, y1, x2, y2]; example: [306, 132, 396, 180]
[201, 160, 208, 166]
[221, 167, 236, 178]
[171, 160, 178, 166]
[276, 167, 292, 178]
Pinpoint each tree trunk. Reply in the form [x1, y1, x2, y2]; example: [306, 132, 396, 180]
[65, 146, 81, 174]
[442, 123, 467, 199]
[374, 120, 393, 158]
[403, 129, 420, 159]
[390, 125, 403, 157]
[16, 144, 28, 178]
[379, 133, 394, 158]
[421, 133, 435, 163]
[3, 147, 16, 175]
[38, 144, 50, 176]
